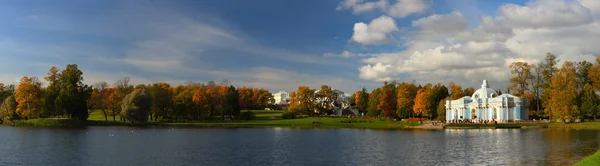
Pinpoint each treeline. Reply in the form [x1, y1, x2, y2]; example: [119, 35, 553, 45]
[287, 53, 600, 121]
[0, 64, 274, 124]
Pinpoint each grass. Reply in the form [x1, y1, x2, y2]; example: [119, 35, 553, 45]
[575, 150, 600, 166]
[548, 122, 600, 129]
[164, 117, 419, 129]
[13, 110, 418, 129]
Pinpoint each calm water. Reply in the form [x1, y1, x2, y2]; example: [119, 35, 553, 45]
[0, 126, 598, 166]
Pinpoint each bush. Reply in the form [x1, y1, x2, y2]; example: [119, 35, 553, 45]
[282, 111, 298, 119]
[239, 111, 256, 120]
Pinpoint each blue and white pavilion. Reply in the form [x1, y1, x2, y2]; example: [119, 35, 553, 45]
[445, 80, 528, 122]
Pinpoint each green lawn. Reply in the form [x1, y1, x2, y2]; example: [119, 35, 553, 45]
[242, 110, 284, 119]
[164, 117, 419, 129]
[548, 122, 600, 129]
[575, 150, 600, 166]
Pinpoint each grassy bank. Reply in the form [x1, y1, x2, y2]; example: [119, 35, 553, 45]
[575, 150, 600, 166]
[548, 122, 600, 129]
[12, 110, 418, 129]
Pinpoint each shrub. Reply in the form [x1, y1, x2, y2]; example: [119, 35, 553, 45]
[239, 111, 256, 120]
[282, 111, 297, 119]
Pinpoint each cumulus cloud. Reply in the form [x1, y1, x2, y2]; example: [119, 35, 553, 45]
[354, 0, 600, 88]
[352, 15, 398, 45]
[337, 0, 429, 18]
[412, 12, 469, 40]
[499, 0, 592, 28]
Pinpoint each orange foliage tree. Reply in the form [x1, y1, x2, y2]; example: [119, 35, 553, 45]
[14, 76, 43, 119]
[413, 88, 431, 118]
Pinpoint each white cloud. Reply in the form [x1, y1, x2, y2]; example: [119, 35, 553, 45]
[499, 0, 592, 28]
[412, 12, 469, 40]
[352, 15, 398, 45]
[336, 0, 387, 14]
[354, 0, 600, 88]
[323, 50, 367, 58]
[337, 0, 429, 18]
[387, 0, 429, 18]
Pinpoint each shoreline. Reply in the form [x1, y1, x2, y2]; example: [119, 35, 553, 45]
[10, 118, 600, 130]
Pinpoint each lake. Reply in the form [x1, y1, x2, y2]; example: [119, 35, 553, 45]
[0, 126, 598, 166]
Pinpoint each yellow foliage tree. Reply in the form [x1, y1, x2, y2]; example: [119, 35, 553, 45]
[589, 56, 600, 91]
[14, 76, 43, 119]
[547, 61, 578, 122]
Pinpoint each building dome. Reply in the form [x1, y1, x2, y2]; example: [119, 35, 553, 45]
[471, 80, 498, 99]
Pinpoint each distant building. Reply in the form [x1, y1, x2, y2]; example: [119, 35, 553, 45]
[445, 80, 528, 122]
[272, 91, 290, 105]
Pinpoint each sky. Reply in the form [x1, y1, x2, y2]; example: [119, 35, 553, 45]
[1, 0, 599, 93]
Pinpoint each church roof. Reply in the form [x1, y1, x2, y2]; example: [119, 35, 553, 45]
[472, 80, 498, 99]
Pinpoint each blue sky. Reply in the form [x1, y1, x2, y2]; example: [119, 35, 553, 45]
[1, 0, 598, 93]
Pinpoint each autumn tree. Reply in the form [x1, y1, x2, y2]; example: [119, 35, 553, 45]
[357, 88, 369, 115]
[396, 82, 417, 118]
[0, 83, 15, 106]
[378, 81, 397, 117]
[90, 81, 109, 122]
[448, 82, 464, 100]
[589, 56, 600, 91]
[55, 64, 92, 121]
[148, 83, 173, 121]
[508, 62, 533, 97]
[192, 86, 209, 120]
[366, 88, 381, 117]
[0, 96, 17, 124]
[288, 86, 316, 115]
[316, 85, 337, 114]
[463, 87, 475, 96]
[15, 76, 43, 119]
[121, 89, 152, 123]
[106, 88, 122, 121]
[413, 88, 430, 118]
[350, 92, 357, 108]
[578, 84, 599, 120]
[541, 53, 560, 118]
[547, 61, 578, 122]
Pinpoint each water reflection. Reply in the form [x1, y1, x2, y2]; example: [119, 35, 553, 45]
[0, 126, 598, 165]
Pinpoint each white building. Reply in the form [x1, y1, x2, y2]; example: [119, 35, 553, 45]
[272, 91, 290, 105]
[445, 80, 528, 122]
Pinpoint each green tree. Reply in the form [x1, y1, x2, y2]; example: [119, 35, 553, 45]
[541, 53, 559, 119]
[437, 97, 450, 120]
[43, 66, 61, 117]
[55, 64, 92, 121]
[148, 83, 173, 121]
[357, 88, 369, 115]
[428, 84, 449, 119]
[576, 61, 593, 91]
[0, 96, 17, 124]
[579, 84, 599, 120]
[367, 88, 381, 117]
[224, 85, 240, 119]
[121, 89, 152, 123]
